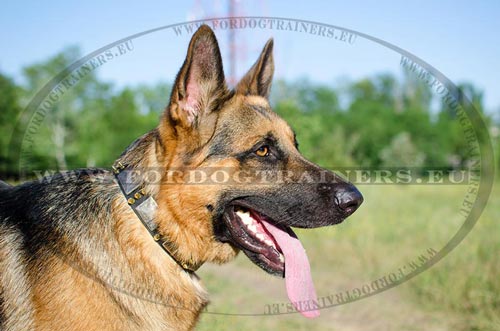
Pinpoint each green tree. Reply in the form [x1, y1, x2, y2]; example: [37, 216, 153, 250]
[439, 82, 487, 167]
[379, 132, 425, 167]
[0, 72, 22, 177]
[20, 46, 101, 170]
[17, 47, 166, 171]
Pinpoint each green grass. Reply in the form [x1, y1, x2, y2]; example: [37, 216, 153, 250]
[196, 182, 500, 331]
[408, 184, 500, 331]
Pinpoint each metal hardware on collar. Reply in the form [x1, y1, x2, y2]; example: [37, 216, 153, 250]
[112, 161, 125, 174]
[112, 161, 201, 273]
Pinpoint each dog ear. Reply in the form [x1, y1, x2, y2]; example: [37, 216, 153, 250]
[167, 25, 229, 128]
[236, 38, 274, 98]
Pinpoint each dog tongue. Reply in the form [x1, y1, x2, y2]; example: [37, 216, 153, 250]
[261, 220, 320, 318]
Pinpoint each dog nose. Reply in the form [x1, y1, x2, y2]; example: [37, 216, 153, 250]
[334, 184, 363, 216]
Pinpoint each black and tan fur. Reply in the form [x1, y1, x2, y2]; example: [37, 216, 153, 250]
[0, 25, 362, 330]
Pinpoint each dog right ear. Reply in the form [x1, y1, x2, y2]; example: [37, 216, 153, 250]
[165, 25, 229, 129]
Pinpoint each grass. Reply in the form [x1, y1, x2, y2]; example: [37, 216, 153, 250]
[196, 182, 500, 331]
[409, 184, 500, 331]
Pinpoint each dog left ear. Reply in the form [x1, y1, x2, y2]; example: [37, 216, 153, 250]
[236, 38, 274, 99]
[166, 25, 229, 129]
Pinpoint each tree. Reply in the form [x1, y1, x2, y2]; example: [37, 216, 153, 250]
[20, 46, 97, 171]
[438, 82, 487, 167]
[0, 72, 22, 177]
[379, 132, 425, 167]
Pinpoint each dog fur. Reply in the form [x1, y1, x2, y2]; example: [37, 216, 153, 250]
[0, 25, 362, 331]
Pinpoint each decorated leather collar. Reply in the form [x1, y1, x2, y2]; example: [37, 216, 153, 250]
[112, 161, 201, 273]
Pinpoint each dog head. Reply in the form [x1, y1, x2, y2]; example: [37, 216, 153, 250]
[155, 25, 363, 276]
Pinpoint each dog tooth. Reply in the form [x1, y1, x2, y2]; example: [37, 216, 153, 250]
[256, 234, 265, 241]
[279, 254, 285, 263]
[248, 225, 257, 233]
[236, 210, 250, 216]
[241, 217, 252, 225]
[238, 213, 253, 225]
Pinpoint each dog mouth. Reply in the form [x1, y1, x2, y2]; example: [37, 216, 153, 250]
[220, 201, 321, 318]
[223, 204, 286, 276]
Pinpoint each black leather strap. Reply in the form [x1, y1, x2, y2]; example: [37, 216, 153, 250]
[112, 161, 201, 273]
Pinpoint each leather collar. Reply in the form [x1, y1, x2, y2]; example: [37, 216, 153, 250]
[112, 161, 202, 273]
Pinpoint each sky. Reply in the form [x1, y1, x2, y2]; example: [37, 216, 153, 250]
[0, 0, 499, 113]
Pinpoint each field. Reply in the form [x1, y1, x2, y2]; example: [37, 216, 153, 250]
[196, 182, 500, 331]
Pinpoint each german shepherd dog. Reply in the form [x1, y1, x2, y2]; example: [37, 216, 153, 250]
[0, 25, 362, 330]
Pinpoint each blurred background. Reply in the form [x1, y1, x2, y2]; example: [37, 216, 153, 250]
[0, 1, 499, 330]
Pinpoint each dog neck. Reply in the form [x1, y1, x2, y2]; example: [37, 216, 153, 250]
[112, 130, 203, 273]
[110, 195, 209, 329]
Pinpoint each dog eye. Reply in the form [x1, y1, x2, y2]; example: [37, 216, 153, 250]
[255, 145, 270, 157]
